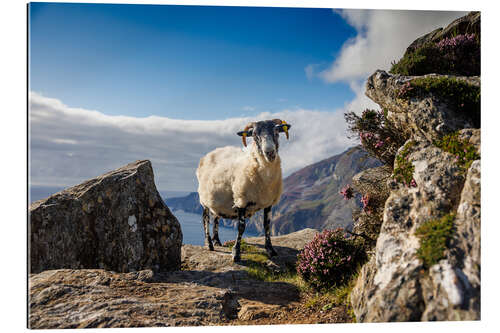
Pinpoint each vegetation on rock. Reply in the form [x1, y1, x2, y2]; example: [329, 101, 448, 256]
[297, 228, 366, 290]
[344, 109, 407, 166]
[434, 131, 480, 171]
[415, 214, 455, 268]
[397, 76, 480, 126]
[390, 33, 479, 76]
[393, 141, 416, 187]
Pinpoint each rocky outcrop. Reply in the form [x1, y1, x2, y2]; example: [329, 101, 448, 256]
[351, 139, 480, 321]
[350, 165, 392, 246]
[29, 229, 318, 329]
[405, 11, 480, 54]
[29, 160, 182, 274]
[366, 70, 480, 142]
[351, 12, 481, 322]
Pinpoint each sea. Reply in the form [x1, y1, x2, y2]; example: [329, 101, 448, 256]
[171, 210, 255, 246]
[29, 185, 251, 246]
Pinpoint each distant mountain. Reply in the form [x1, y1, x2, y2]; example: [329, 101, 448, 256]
[165, 146, 381, 235]
[29, 186, 65, 204]
[165, 192, 203, 215]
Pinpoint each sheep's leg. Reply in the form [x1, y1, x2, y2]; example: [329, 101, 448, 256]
[264, 206, 278, 257]
[232, 208, 246, 262]
[202, 207, 214, 251]
[212, 217, 222, 246]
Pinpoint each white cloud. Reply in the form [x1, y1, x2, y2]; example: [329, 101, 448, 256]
[29, 92, 351, 192]
[318, 9, 466, 83]
[304, 9, 466, 116]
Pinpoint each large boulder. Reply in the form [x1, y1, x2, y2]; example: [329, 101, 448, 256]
[29, 160, 182, 273]
[350, 139, 480, 321]
[365, 70, 480, 142]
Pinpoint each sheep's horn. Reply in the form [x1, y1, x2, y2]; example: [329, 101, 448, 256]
[240, 122, 255, 147]
[272, 119, 290, 140]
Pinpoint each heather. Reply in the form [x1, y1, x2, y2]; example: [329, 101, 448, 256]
[297, 228, 366, 290]
[390, 33, 479, 76]
[344, 109, 407, 166]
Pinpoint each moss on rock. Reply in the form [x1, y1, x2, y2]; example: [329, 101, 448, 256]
[415, 214, 455, 269]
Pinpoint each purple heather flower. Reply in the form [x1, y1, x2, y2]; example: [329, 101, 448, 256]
[410, 179, 417, 187]
[340, 184, 354, 200]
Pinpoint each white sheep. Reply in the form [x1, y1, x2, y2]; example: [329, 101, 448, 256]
[196, 119, 292, 261]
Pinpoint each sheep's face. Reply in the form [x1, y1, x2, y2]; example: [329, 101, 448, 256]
[252, 121, 281, 162]
[237, 119, 292, 163]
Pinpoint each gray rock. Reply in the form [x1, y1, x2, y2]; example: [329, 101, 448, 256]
[365, 70, 480, 142]
[29, 229, 317, 329]
[29, 160, 182, 273]
[351, 165, 392, 245]
[351, 139, 480, 321]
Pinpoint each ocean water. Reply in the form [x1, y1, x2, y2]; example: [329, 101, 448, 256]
[172, 210, 257, 246]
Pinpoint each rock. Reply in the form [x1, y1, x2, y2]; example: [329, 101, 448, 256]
[458, 128, 481, 154]
[405, 11, 480, 54]
[365, 70, 480, 142]
[29, 160, 182, 274]
[351, 139, 480, 321]
[351, 165, 392, 246]
[28, 269, 237, 328]
[352, 165, 392, 206]
[420, 160, 481, 321]
[29, 229, 317, 329]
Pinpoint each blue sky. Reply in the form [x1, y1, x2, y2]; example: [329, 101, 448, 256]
[28, 3, 464, 192]
[29, 3, 357, 119]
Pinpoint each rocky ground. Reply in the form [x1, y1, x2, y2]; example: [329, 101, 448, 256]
[29, 229, 351, 328]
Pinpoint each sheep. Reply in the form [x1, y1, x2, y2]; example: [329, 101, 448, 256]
[196, 118, 292, 261]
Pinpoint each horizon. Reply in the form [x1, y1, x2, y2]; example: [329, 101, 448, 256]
[28, 3, 465, 192]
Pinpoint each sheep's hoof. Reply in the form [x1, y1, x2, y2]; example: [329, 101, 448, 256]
[266, 248, 278, 257]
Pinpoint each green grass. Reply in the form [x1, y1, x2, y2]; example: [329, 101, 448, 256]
[393, 140, 415, 186]
[390, 43, 440, 76]
[303, 270, 359, 322]
[233, 239, 362, 322]
[434, 131, 480, 171]
[415, 214, 455, 268]
[398, 76, 480, 126]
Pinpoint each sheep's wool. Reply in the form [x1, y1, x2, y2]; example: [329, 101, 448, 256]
[196, 144, 283, 219]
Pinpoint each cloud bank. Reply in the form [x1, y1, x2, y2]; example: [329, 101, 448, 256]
[29, 92, 351, 192]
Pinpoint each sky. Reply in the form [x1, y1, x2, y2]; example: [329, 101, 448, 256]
[28, 2, 466, 192]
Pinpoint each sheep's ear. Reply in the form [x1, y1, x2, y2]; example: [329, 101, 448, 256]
[277, 124, 292, 132]
[237, 130, 253, 137]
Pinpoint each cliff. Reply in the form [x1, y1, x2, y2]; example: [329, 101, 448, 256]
[348, 12, 481, 322]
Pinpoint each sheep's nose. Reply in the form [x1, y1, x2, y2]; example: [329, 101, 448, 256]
[265, 150, 276, 161]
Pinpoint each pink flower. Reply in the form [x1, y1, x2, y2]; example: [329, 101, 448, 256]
[340, 184, 354, 200]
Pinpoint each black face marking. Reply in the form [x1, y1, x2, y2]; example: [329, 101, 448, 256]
[252, 121, 280, 156]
